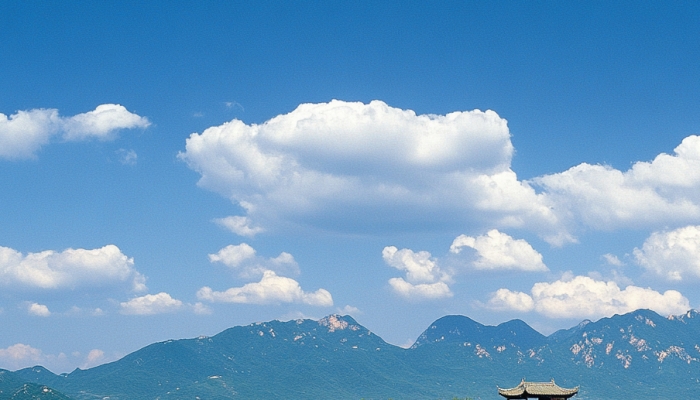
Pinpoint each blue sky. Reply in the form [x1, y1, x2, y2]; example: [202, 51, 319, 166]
[2, 1, 700, 373]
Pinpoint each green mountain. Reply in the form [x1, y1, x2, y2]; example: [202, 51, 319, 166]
[10, 310, 700, 399]
[0, 369, 72, 400]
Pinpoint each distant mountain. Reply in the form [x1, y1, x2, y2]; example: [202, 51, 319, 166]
[9, 310, 700, 399]
[412, 315, 547, 350]
[0, 369, 71, 400]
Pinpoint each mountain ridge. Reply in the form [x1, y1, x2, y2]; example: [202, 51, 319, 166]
[7, 309, 700, 399]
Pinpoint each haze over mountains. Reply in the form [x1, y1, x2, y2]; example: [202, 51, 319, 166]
[3, 309, 700, 399]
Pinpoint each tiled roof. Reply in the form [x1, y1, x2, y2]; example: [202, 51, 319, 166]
[498, 379, 579, 398]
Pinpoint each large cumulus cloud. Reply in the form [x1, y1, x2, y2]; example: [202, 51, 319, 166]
[487, 275, 689, 319]
[180, 100, 560, 239]
[197, 270, 333, 306]
[533, 135, 700, 232]
[633, 225, 700, 281]
[0, 244, 146, 291]
[181, 100, 700, 245]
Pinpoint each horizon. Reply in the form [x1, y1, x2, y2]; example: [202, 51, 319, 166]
[2, 1, 700, 374]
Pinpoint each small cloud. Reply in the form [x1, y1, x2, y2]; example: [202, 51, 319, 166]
[0, 343, 71, 371]
[383, 246, 453, 300]
[486, 288, 535, 312]
[192, 302, 212, 315]
[388, 278, 452, 300]
[116, 148, 137, 165]
[450, 229, 548, 272]
[208, 243, 299, 278]
[27, 302, 51, 317]
[602, 253, 624, 266]
[193, 112, 204, 118]
[209, 243, 256, 268]
[214, 216, 264, 237]
[279, 311, 317, 321]
[62, 104, 150, 141]
[0, 343, 43, 366]
[66, 306, 106, 316]
[197, 270, 333, 306]
[224, 101, 244, 112]
[81, 349, 105, 369]
[120, 292, 183, 315]
[337, 305, 361, 315]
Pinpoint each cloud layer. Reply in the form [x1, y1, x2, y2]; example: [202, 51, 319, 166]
[0, 244, 146, 291]
[0, 104, 149, 159]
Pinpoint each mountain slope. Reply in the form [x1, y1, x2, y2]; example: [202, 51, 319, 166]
[0, 369, 72, 400]
[10, 310, 700, 399]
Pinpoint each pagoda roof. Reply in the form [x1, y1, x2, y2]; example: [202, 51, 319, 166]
[498, 379, 579, 398]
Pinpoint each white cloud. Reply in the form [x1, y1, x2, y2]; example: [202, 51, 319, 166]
[337, 305, 361, 315]
[192, 302, 212, 315]
[0, 104, 149, 160]
[214, 216, 264, 237]
[66, 306, 105, 316]
[197, 270, 333, 306]
[487, 288, 535, 312]
[0, 244, 146, 291]
[181, 99, 700, 246]
[603, 253, 624, 266]
[119, 292, 183, 315]
[0, 343, 44, 368]
[533, 135, 700, 232]
[180, 100, 700, 243]
[180, 100, 563, 238]
[487, 275, 689, 319]
[116, 148, 138, 165]
[0, 343, 71, 371]
[208, 243, 299, 278]
[633, 225, 700, 281]
[382, 246, 453, 299]
[62, 104, 150, 141]
[27, 302, 51, 317]
[209, 243, 256, 267]
[450, 229, 547, 271]
[388, 278, 453, 299]
[82, 349, 105, 369]
[383, 246, 445, 283]
[0, 108, 60, 159]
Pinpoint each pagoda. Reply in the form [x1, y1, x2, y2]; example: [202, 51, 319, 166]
[498, 379, 579, 400]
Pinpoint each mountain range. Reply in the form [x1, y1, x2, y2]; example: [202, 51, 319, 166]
[2, 309, 700, 399]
